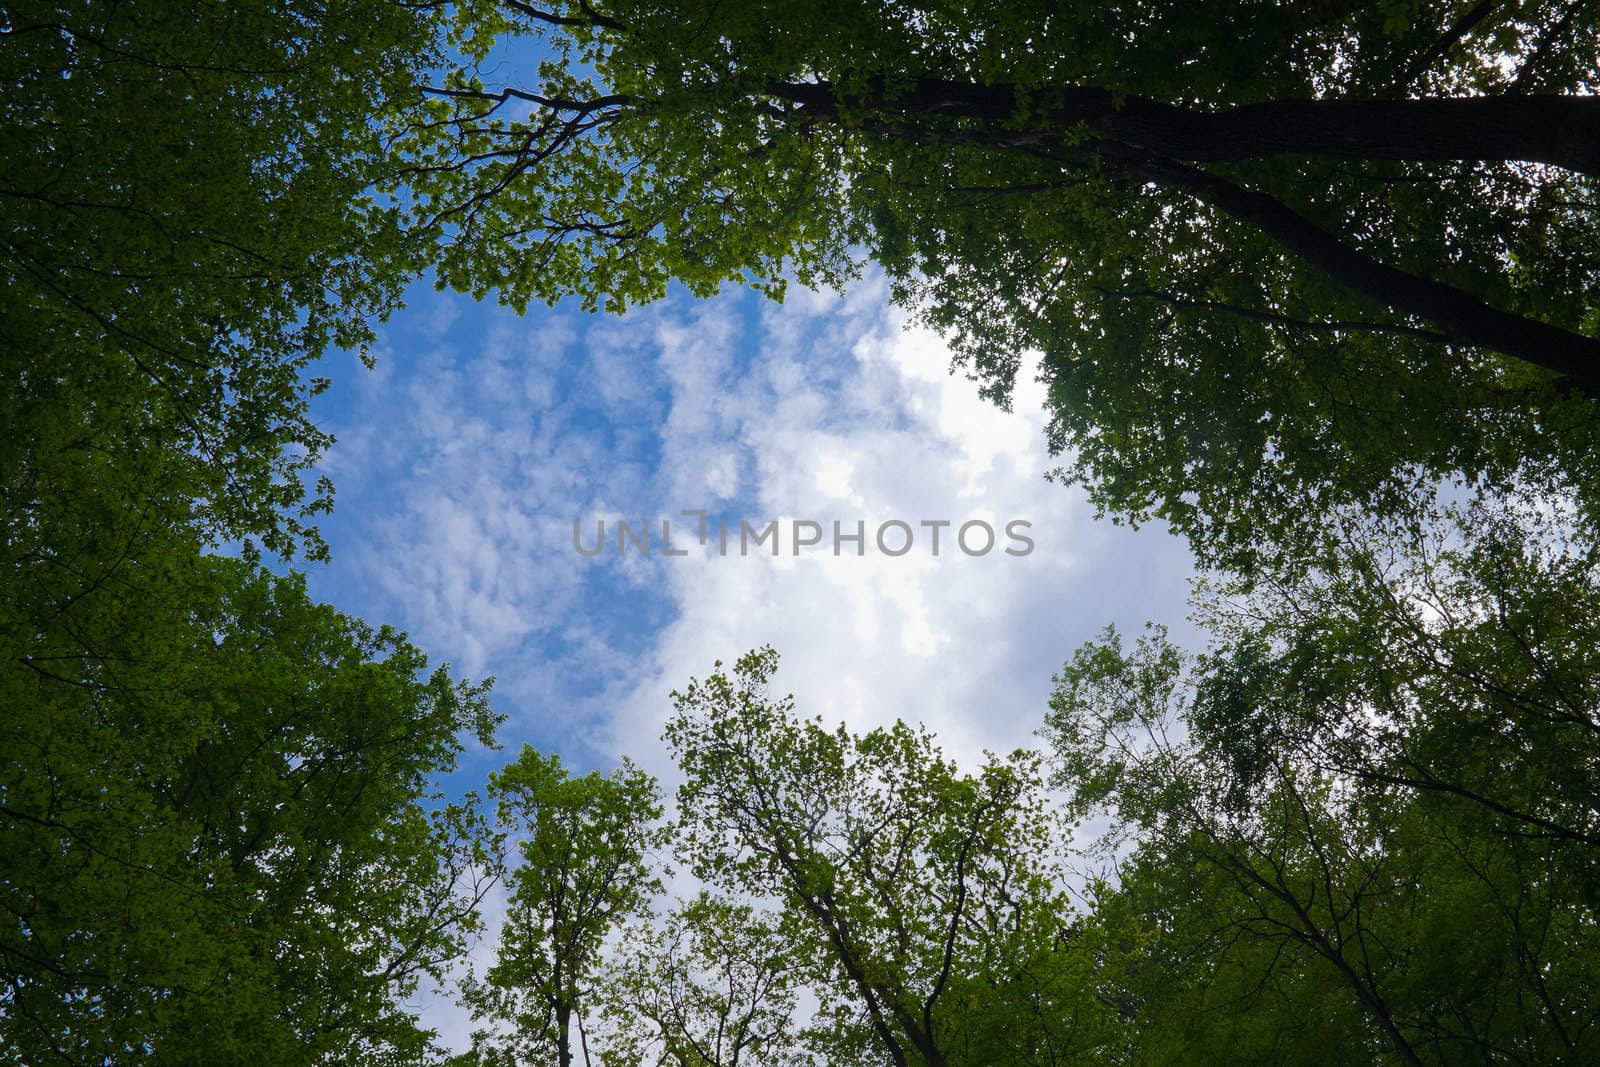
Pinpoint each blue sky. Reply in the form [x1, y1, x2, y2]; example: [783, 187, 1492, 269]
[303, 268, 1198, 1045]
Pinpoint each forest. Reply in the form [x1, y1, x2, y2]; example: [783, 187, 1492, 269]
[3, 1, 1598, 1063]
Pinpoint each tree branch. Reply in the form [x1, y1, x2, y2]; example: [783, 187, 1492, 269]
[1388, 0, 1501, 94]
[502, 0, 623, 32]
[1505, 1, 1589, 94]
[1120, 154, 1600, 393]
[1094, 287, 1452, 342]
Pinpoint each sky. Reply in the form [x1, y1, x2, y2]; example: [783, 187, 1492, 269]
[303, 268, 1199, 1047]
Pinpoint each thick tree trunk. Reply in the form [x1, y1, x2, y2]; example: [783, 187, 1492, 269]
[776, 78, 1600, 177]
[1086, 92, 1600, 177]
[556, 999, 573, 1067]
[772, 77, 1600, 392]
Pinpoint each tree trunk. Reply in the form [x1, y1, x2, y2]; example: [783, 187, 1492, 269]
[1089, 92, 1600, 177]
[772, 78, 1600, 392]
[556, 999, 573, 1067]
[777, 78, 1600, 177]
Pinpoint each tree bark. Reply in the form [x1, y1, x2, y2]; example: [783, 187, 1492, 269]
[770, 78, 1600, 392]
[775, 78, 1600, 177]
[1128, 155, 1600, 394]
[556, 998, 574, 1067]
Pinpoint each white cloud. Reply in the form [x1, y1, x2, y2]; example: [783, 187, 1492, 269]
[321, 275, 1195, 765]
[319, 274, 1199, 1054]
[595, 286, 1195, 777]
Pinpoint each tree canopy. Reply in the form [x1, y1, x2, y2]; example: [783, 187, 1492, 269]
[1043, 486, 1600, 1062]
[3, 0, 438, 561]
[1, 550, 500, 1063]
[2, 4, 506, 1061]
[459, 747, 669, 1067]
[444, 621, 1600, 1065]
[8, 0, 1600, 1061]
[595, 893, 809, 1067]
[402, 0, 1600, 568]
[664, 649, 1113, 1067]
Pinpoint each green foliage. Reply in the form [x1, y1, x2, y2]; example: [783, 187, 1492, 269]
[13, 3, 1599, 1060]
[1186, 485, 1600, 854]
[2, 0, 439, 561]
[462, 579, 1597, 1063]
[1, 7, 507, 1058]
[0, 549, 500, 1063]
[1042, 488, 1600, 1063]
[596, 893, 810, 1067]
[665, 648, 1119, 1067]
[461, 747, 670, 1067]
[399, 0, 1600, 571]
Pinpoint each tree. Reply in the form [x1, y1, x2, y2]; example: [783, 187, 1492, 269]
[1183, 485, 1600, 854]
[460, 747, 670, 1067]
[595, 893, 810, 1067]
[2, 0, 439, 562]
[665, 648, 1119, 1067]
[0, 551, 501, 1064]
[1041, 485, 1600, 1063]
[2, 6, 508, 1059]
[400, 0, 1600, 570]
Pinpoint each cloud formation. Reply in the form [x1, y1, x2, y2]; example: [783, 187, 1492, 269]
[316, 272, 1194, 775]
[312, 273, 1197, 1050]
